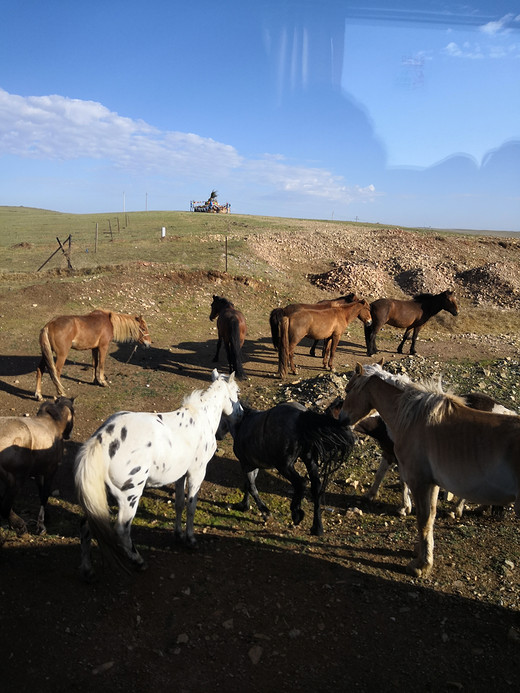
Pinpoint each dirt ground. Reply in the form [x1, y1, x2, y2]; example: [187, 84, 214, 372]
[1, 230, 520, 693]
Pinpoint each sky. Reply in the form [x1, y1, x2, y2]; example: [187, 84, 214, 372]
[0, 0, 519, 231]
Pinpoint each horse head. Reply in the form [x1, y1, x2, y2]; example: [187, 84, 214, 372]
[357, 299, 372, 326]
[339, 363, 375, 425]
[136, 316, 152, 346]
[442, 290, 459, 316]
[212, 369, 244, 424]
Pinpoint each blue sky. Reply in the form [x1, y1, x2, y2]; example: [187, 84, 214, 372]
[0, 0, 519, 231]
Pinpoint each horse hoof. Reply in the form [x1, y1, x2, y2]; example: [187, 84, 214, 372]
[310, 525, 324, 537]
[291, 509, 305, 526]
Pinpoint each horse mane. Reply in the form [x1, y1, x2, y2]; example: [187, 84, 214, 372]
[363, 362, 465, 427]
[396, 378, 465, 428]
[412, 293, 435, 302]
[109, 312, 143, 343]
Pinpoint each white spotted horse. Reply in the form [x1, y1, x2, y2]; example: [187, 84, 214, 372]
[74, 370, 243, 581]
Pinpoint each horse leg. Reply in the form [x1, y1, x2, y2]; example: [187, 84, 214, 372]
[34, 472, 54, 535]
[51, 352, 67, 397]
[303, 455, 324, 536]
[113, 498, 147, 570]
[324, 334, 340, 371]
[409, 327, 421, 355]
[365, 322, 378, 357]
[212, 336, 222, 363]
[184, 471, 207, 547]
[366, 456, 392, 501]
[400, 480, 413, 516]
[397, 328, 413, 354]
[407, 483, 439, 578]
[96, 345, 110, 386]
[279, 465, 306, 526]
[78, 517, 97, 582]
[309, 340, 319, 357]
[224, 341, 234, 375]
[1, 484, 28, 535]
[288, 342, 298, 375]
[174, 475, 187, 543]
[35, 355, 46, 401]
[235, 469, 271, 520]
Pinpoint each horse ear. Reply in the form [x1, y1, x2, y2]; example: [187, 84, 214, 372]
[229, 372, 236, 384]
[211, 368, 219, 381]
[378, 357, 384, 366]
[355, 362, 363, 375]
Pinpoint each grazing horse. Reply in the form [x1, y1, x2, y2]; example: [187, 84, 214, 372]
[365, 290, 458, 357]
[209, 295, 247, 380]
[74, 370, 243, 581]
[339, 363, 520, 578]
[0, 397, 75, 536]
[35, 309, 151, 400]
[269, 294, 359, 354]
[277, 299, 372, 378]
[328, 361, 517, 517]
[219, 402, 355, 536]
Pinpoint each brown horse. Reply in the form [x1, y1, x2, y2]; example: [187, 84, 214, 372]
[269, 293, 359, 353]
[277, 299, 372, 378]
[0, 397, 75, 536]
[210, 296, 247, 379]
[339, 364, 520, 578]
[35, 309, 151, 400]
[365, 290, 458, 356]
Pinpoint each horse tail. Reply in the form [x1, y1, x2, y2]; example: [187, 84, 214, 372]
[299, 412, 356, 492]
[278, 316, 290, 378]
[269, 308, 284, 349]
[39, 326, 64, 395]
[229, 317, 245, 380]
[74, 437, 124, 566]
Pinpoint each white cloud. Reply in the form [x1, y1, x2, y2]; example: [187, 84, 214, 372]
[0, 88, 375, 208]
[479, 13, 515, 35]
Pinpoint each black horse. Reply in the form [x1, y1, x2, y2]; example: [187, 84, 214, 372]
[210, 295, 247, 379]
[219, 402, 355, 535]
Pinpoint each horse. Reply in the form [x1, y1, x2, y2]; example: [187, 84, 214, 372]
[209, 295, 247, 380]
[0, 397, 75, 536]
[74, 370, 243, 582]
[218, 402, 355, 536]
[269, 294, 359, 354]
[365, 290, 458, 357]
[338, 363, 520, 578]
[35, 309, 151, 400]
[277, 299, 372, 378]
[328, 361, 517, 517]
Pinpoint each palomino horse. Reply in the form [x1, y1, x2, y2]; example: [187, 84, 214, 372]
[269, 294, 358, 353]
[365, 290, 458, 356]
[339, 363, 520, 578]
[218, 402, 354, 536]
[277, 299, 372, 378]
[35, 309, 151, 400]
[0, 397, 75, 536]
[209, 295, 247, 380]
[74, 370, 243, 581]
[328, 361, 517, 517]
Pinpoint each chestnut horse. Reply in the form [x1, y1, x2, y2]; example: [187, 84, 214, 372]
[365, 290, 458, 356]
[210, 295, 247, 379]
[35, 309, 151, 400]
[0, 397, 75, 536]
[269, 294, 358, 353]
[277, 299, 372, 378]
[339, 363, 520, 578]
